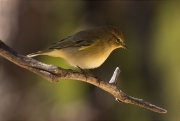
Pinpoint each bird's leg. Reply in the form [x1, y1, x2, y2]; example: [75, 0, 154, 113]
[77, 66, 88, 81]
[88, 69, 99, 78]
[87, 69, 96, 76]
[77, 66, 100, 85]
[88, 69, 101, 85]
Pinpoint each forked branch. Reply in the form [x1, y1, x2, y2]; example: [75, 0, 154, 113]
[0, 40, 167, 113]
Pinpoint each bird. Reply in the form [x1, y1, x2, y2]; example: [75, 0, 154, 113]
[27, 25, 128, 69]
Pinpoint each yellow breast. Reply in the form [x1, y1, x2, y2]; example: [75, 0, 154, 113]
[44, 43, 115, 69]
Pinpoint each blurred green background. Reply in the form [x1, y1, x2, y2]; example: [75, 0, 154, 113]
[0, 0, 180, 120]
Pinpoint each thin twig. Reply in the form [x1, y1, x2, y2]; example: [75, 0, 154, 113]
[109, 67, 120, 85]
[0, 40, 167, 113]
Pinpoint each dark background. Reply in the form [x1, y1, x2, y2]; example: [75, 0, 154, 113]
[0, 0, 180, 120]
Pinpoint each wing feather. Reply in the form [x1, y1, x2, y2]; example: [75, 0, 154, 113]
[48, 30, 98, 49]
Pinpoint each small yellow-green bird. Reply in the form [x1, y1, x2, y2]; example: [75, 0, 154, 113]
[27, 26, 128, 69]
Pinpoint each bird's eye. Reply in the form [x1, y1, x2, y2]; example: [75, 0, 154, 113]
[116, 39, 120, 43]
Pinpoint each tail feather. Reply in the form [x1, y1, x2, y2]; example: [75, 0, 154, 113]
[27, 49, 51, 57]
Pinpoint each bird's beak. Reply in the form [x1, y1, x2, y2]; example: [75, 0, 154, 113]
[122, 44, 129, 50]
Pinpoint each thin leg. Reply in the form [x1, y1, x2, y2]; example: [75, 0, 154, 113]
[88, 69, 99, 78]
[88, 69, 101, 85]
[77, 66, 100, 85]
[77, 66, 88, 81]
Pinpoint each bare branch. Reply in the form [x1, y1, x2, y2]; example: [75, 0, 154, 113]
[0, 40, 167, 113]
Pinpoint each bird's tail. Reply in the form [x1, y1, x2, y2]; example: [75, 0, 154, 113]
[27, 49, 52, 57]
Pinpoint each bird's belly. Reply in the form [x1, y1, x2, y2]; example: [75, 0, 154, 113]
[60, 48, 112, 69]
[77, 55, 107, 69]
[45, 47, 113, 69]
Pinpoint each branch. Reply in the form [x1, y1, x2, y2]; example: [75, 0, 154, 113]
[0, 40, 167, 113]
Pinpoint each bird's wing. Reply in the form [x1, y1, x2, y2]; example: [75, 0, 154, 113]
[49, 34, 97, 49]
